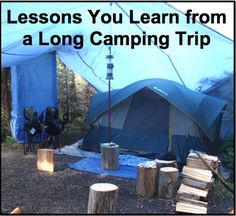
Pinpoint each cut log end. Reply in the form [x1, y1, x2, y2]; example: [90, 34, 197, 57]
[138, 161, 157, 168]
[90, 183, 118, 192]
[160, 167, 178, 172]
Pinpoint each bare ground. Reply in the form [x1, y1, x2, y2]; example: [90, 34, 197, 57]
[1, 141, 234, 214]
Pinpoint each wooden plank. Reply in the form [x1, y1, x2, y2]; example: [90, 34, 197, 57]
[182, 166, 213, 183]
[182, 177, 209, 190]
[188, 152, 218, 162]
[176, 202, 207, 214]
[187, 158, 212, 170]
[176, 191, 200, 201]
[178, 184, 208, 198]
[175, 196, 208, 207]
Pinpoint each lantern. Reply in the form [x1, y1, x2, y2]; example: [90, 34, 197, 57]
[106, 54, 114, 80]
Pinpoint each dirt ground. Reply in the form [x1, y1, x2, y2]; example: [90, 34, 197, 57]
[1, 141, 234, 214]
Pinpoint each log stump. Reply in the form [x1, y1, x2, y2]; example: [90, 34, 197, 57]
[37, 149, 54, 172]
[158, 167, 178, 199]
[101, 143, 119, 170]
[136, 161, 157, 198]
[155, 159, 177, 193]
[87, 183, 118, 214]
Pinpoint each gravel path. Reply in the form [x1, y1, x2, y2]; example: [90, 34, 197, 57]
[1, 142, 234, 214]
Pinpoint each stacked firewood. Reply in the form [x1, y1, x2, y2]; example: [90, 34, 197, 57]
[175, 152, 220, 214]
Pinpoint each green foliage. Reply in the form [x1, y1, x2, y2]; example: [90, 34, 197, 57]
[220, 137, 234, 179]
[1, 122, 14, 143]
[1, 122, 8, 141]
[56, 57, 96, 139]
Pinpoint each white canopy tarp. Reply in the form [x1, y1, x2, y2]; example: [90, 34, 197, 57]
[1, 2, 233, 92]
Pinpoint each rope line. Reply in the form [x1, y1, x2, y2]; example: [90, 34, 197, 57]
[76, 51, 109, 87]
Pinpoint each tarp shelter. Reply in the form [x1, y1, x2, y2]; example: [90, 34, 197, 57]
[10, 53, 57, 142]
[1, 3, 233, 142]
[82, 79, 226, 161]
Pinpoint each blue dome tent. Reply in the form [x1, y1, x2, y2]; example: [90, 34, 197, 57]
[82, 79, 226, 161]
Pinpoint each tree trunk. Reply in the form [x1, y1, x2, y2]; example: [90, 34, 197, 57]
[1, 68, 11, 134]
[158, 167, 178, 199]
[101, 143, 119, 170]
[87, 183, 118, 214]
[136, 161, 157, 197]
[37, 149, 54, 172]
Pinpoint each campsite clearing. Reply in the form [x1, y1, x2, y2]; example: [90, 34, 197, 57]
[1, 142, 234, 214]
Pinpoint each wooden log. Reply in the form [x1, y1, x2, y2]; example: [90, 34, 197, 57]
[101, 143, 119, 170]
[158, 167, 178, 199]
[182, 177, 210, 190]
[196, 152, 234, 193]
[136, 161, 157, 198]
[10, 207, 22, 214]
[87, 183, 118, 214]
[188, 152, 221, 173]
[155, 159, 177, 174]
[176, 191, 200, 201]
[37, 149, 54, 172]
[155, 159, 177, 169]
[178, 184, 208, 198]
[188, 152, 218, 162]
[176, 195, 208, 207]
[182, 166, 213, 183]
[187, 158, 212, 170]
[176, 202, 207, 214]
[155, 159, 177, 193]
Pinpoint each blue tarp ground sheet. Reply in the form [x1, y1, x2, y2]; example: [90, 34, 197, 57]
[69, 157, 136, 179]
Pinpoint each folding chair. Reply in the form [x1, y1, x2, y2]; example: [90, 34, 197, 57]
[42, 106, 68, 152]
[23, 107, 43, 154]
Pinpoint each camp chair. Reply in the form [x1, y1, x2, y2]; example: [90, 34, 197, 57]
[42, 106, 68, 152]
[23, 107, 43, 154]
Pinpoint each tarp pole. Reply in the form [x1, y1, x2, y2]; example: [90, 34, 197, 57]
[108, 79, 111, 142]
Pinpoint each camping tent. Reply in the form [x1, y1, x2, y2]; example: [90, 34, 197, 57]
[1, 2, 233, 142]
[82, 79, 226, 161]
[202, 74, 234, 138]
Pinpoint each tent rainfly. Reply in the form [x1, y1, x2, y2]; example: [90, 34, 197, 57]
[82, 79, 226, 161]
